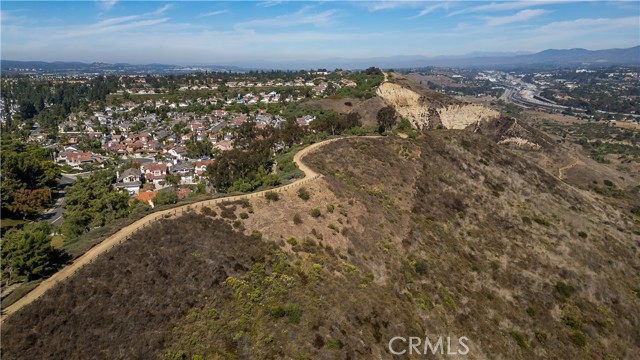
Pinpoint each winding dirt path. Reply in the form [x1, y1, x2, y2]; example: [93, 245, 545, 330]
[1, 136, 364, 320]
[558, 156, 584, 180]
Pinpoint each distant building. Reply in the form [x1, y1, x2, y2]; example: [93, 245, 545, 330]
[114, 168, 143, 195]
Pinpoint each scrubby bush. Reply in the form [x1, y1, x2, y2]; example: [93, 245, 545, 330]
[264, 191, 279, 201]
[555, 281, 576, 298]
[239, 212, 249, 219]
[326, 204, 335, 213]
[293, 214, 303, 225]
[155, 190, 178, 205]
[414, 259, 428, 275]
[311, 208, 321, 218]
[201, 207, 216, 217]
[569, 331, 587, 348]
[297, 187, 310, 201]
[271, 303, 302, 324]
[511, 331, 528, 349]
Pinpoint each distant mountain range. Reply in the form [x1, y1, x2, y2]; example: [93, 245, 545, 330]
[2, 46, 638, 74]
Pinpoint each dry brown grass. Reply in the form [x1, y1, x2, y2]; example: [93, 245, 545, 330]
[3, 131, 639, 360]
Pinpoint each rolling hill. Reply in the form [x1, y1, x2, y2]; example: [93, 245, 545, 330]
[2, 79, 639, 359]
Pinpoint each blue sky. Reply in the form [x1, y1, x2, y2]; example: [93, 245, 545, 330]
[1, 1, 639, 65]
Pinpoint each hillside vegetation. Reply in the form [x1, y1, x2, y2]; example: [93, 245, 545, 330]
[3, 130, 638, 359]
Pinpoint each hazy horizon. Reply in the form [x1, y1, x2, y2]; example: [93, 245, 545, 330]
[2, 1, 639, 66]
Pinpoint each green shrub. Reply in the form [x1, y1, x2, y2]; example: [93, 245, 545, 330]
[264, 191, 280, 201]
[490, 260, 500, 271]
[271, 303, 302, 324]
[327, 339, 343, 349]
[239, 212, 249, 219]
[311, 208, 321, 218]
[555, 281, 576, 298]
[533, 217, 550, 227]
[328, 224, 340, 233]
[563, 315, 583, 330]
[287, 237, 298, 246]
[155, 190, 178, 205]
[201, 207, 215, 216]
[511, 331, 528, 349]
[521, 216, 532, 225]
[293, 214, 303, 225]
[326, 204, 335, 213]
[526, 307, 536, 317]
[603, 179, 614, 187]
[311, 228, 323, 240]
[414, 259, 428, 275]
[535, 332, 548, 343]
[297, 187, 310, 200]
[569, 331, 587, 348]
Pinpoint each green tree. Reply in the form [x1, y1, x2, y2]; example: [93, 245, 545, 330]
[155, 190, 178, 205]
[165, 173, 182, 189]
[61, 170, 130, 239]
[1, 222, 56, 281]
[1, 136, 59, 218]
[377, 106, 397, 133]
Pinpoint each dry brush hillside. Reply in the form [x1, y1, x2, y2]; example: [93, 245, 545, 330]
[3, 131, 639, 360]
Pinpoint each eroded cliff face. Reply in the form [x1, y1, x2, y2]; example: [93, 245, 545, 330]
[376, 82, 499, 130]
[375, 82, 431, 128]
[437, 104, 500, 130]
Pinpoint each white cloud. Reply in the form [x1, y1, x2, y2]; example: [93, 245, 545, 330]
[257, 1, 283, 8]
[97, 0, 117, 11]
[95, 15, 140, 27]
[486, 9, 547, 26]
[366, 1, 422, 12]
[55, 18, 169, 39]
[534, 16, 640, 33]
[150, 4, 173, 16]
[449, 1, 567, 16]
[415, 2, 450, 17]
[235, 6, 339, 29]
[198, 10, 228, 18]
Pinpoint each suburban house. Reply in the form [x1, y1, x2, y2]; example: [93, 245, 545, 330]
[170, 162, 195, 184]
[60, 151, 104, 167]
[142, 163, 167, 186]
[114, 168, 143, 195]
[214, 140, 233, 152]
[195, 159, 213, 176]
[137, 190, 158, 207]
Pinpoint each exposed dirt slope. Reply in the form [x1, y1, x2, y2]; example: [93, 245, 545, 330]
[376, 75, 499, 130]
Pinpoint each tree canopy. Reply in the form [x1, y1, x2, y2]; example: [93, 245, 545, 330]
[1, 222, 57, 282]
[1, 135, 59, 218]
[376, 106, 398, 133]
[60, 170, 130, 239]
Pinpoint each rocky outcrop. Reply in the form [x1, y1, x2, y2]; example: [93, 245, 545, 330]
[473, 116, 557, 151]
[437, 104, 500, 130]
[376, 82, 499, 130]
